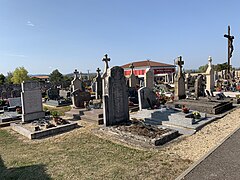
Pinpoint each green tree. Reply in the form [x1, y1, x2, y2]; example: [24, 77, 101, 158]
[214, 62, 228, 71]
[5, 72, 13, 84]
[11, 67, 30, 84]
[0, 74, 5, 85]
[198, 64, 208, 73]
[49, 69, 63, 85]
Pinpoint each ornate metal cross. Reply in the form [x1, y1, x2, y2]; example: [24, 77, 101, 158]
[224, 25, 234, 74]
[96, 67, 101, 75]
[102, 54, 110, 73]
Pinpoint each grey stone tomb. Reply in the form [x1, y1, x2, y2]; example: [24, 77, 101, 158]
[138, 87, 157, 111]
[144, 68, 154, 89]
[128, 63, 138, 88]
[174, 56, 186, 100]
[21, 81, 45, 122]
[95, 67, 102, 99]
[103, 66, 129, 126]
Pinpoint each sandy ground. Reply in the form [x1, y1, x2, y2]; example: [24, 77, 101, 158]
[164, 107, 240, 162]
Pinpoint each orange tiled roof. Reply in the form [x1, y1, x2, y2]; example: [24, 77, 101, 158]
[121, 60, 175, 69]
[32, 75, 49, 79]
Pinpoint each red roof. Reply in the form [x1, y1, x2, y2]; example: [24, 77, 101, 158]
[121, 60, 175, 69]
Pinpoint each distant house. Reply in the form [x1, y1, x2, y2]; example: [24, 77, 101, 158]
[31, 75, 49, 82]
[121, 60, 175, 82]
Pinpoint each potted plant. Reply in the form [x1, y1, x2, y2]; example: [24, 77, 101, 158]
[51, 111, 60, 121]
[16, 107, 22, 114]
[192, 111, 201, 119]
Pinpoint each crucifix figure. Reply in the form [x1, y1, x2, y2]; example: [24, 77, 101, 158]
[96, 67, 101, 75]
[129, 63, 134, 75]
[175, 56, 184, 76]
[73, 69, 79, 79]
[224, 25, 234, 74]
[102, 54, 111, 73]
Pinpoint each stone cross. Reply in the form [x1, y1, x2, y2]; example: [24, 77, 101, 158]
[73, 69, 79, 79]
[175, 56, 184, 76]
[129, 63, 134, 75]
[102, 54, 111, 73]
[224, 25, 234, 74]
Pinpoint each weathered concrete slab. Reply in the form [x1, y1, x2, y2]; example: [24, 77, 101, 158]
[11, 122, 78, 139]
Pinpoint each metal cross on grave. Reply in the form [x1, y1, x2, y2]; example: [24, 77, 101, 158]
[129, 63, 134, 75]
[224, 25, 234, 74]
[102, 54, 111, 73]
[73, 69, 79, 79]
[96, 67, 101, 75]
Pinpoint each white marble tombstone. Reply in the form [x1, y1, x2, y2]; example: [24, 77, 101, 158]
[205, 56, 214, 92]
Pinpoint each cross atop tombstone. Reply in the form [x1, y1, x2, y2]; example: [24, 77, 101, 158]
[175, 56, 184, 75]
[102, 54, 111, 73]
[129, 63, 134, 75]
[74, 69, 79, 79]
[224, 25, 234, 74]
[208, 56, 212, 65]
[96, 67, 101, 75]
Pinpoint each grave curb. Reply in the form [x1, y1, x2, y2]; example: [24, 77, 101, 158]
[175, 124, 240, 180]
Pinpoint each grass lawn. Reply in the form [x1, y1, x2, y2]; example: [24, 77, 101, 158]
[0, 123, 191, 180]
[43, 105, 71, 116]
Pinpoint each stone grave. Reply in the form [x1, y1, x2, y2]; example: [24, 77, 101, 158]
[21, 81, 45, 122]
[94, 68, 102, 99]
[11, 82, 78, 139]
[174, 56, 186, 100]
[171, 98, 233, 115]
[102, 66, 129, 126]
[45, 88, 71, 107]
[138, 87, 157, 110]
[11, 89, 21, 98]
[205, 56, 214, 92]
[144, 68, 154, 89]
[128, 63, 138, 88]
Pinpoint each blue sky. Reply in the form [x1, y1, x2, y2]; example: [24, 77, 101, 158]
[0, 0, 240, 75]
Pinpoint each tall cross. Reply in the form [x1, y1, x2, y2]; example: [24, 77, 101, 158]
[224, 25, 234, 74]
[96, 67, 101, 75]
[73, 69, 79, 79]
[175, 56, 184, 75]
[129, 63, 134, 75]
[102, 54, 110, 73]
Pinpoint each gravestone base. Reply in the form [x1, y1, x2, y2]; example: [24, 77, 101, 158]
[97, 123, 179, 147]
[80, 109, 103, 125]
[45, 99, 72, 107]
[65, 108, 87, 120]
[171, 99, 233, 114]
[11, 121, 78, 139]
[0, 111, 21, 123]
[22, 111, 45, 122]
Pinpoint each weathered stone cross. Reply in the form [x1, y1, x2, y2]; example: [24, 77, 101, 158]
[175, 56, 184, 75]
[102, 54, 110, 73]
